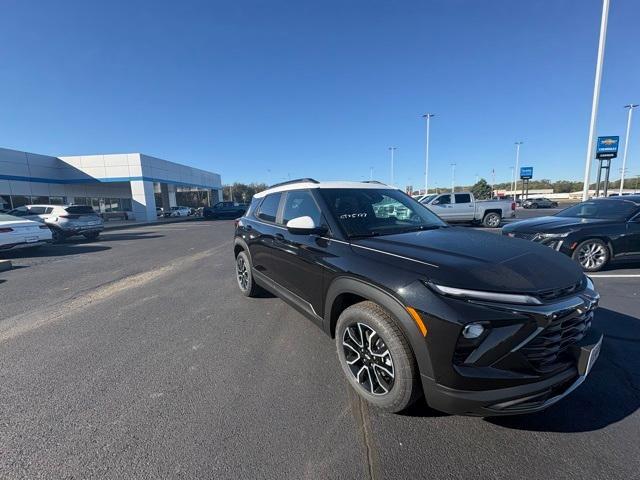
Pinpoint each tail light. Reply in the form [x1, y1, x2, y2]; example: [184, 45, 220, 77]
[0, 227, 13, 233]
[58, 214, 70, 218]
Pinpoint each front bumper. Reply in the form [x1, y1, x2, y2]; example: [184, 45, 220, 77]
[421, 328, 602, 416]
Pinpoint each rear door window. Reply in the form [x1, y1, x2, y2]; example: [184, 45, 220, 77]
[454, 194, 471, 204]
[256, 193, 282, 223]
[65, 206, 95, 215]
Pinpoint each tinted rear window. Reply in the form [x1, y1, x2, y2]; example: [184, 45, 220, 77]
[257, 193, 282, 222]
[65, 206, 96, 214]
[455, 194, 471, 204]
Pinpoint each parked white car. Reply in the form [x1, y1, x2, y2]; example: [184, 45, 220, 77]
[0, 213, 52, 251]
[169, 206, 191, 217]
[8, 205, 104, 242]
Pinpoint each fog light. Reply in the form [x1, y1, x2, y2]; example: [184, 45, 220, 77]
[462, 323, 485, 339]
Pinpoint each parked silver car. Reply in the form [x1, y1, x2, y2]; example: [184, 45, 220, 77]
[8, 204, 104, 242]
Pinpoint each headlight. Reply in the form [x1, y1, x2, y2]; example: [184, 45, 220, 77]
[427, 282, 542, 305]
[534, 232, 570, 240]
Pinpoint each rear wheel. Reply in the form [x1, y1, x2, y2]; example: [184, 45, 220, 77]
[336, 301, 420, 413]
[83, 232, 100, 241]
[531, 203, 538, 209]
[573, 239, 609, 272]
[482, 212, 501, 228]
[235, 250, 261, 297]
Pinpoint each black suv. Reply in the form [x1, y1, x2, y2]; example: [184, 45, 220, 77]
[233, 179, 602, 415]
[203, 201, 247, 220]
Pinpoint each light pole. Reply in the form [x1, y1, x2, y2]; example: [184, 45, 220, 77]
[369, 166, 374, 181]
[450, 163, 456, 193]
[422, 113, 435, 194]
[620, 104, 638, 195]
[513, 141, 523, 200]
[389, 147, 398, 186]
[510, 167, 515, 196]
[582, 0, 610, 201]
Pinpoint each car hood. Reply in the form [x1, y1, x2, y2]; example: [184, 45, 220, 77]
[502, 216, 615, 233]
[351, 227, 583, 294]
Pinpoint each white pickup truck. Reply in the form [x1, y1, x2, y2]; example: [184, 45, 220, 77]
[420, 191, 515, 228]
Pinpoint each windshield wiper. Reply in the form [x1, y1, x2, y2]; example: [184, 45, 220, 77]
[393, 225, 446, 234]
[348, 232, 382, 239]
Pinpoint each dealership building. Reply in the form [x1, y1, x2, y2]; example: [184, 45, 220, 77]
[0, 147, 222, 222]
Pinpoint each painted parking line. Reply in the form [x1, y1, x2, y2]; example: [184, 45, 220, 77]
[588, 274, 640, 278]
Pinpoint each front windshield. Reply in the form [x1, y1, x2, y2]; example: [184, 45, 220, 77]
[319, 188, 447, 238]
[556, 200, 639, 220]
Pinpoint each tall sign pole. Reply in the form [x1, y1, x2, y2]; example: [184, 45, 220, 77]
[620, 104, 638, 194]
[389, 147, 397, 186]
[422, 114, 435, 194]
[582, 0, 610, 201]
[513, 142, 523, 200]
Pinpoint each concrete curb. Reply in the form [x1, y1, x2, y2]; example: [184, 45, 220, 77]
[0, 259, 12, 272]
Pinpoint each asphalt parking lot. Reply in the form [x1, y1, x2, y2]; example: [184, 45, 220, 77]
[1, 216, 639, 479]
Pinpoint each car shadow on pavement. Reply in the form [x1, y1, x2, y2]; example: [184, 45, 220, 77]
[77, 232, 164, 242]
[487, 308, 640, 432]
[0, 244, 111, 259]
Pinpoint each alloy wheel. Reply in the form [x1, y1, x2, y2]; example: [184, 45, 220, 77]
[236, 255, 249, 291]
[486, 214, 500, 227]
[342, 322, 395, 395]
[577, 242, 607, 270]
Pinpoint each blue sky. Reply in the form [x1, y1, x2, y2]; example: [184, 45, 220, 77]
[1, 0, 639, 189]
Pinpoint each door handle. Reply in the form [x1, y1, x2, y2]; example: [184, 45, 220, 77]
[274, 233, 285, 241]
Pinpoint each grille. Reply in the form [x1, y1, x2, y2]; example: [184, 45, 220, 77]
[521, 308, 593, 372]
[537, 280, 585, 302]
[511, 232, 537, 241]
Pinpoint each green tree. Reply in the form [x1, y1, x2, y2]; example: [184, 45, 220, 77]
[222, 182, 268, 203]
[470, 178, 493, 199]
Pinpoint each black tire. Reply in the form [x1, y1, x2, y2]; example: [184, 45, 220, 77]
[83, 232, 100, 241]
[482, 212, 501, 228]
[572, 238, 610, 272]
[235, 250, 261, 297]
[336, 301, 420, 413]
[531, 203, 538, 209]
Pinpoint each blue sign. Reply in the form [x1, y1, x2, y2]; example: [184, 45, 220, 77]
[596, 136, 619, 159]
[520, 166, 533, 180]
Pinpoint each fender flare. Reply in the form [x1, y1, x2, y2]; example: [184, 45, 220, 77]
[234, 237, 251, 261]
[324, 276, 434, 378]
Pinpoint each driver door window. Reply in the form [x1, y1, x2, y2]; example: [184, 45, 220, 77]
[282, 190, 322, 226]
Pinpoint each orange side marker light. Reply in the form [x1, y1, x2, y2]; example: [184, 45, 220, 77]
[406, 307, 428, 337]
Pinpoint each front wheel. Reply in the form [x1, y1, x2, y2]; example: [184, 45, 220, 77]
[573, 239, 610, 272]
[51, 229, 65, 243]
[482, 212, 501, 228]
[336, 301, 420, 413]
[83, 232, 100, 241]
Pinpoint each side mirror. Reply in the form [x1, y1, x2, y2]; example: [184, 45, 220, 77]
[286, 216, 327, 235]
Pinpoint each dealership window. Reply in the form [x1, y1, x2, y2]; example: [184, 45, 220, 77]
[0, 195, 11, 210]
[73, 197, 90, 206]
[121, 198, 132, 211]
[49, 196, 66, 205]
[11, 196, 29, 208]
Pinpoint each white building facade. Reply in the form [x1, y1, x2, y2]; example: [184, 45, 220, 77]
[0, 147, 222, 222]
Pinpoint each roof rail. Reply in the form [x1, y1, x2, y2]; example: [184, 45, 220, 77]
[361, 180, 386, 185]
[267, 178, 319, 189]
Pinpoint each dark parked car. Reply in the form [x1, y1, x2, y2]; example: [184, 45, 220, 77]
[522, 197, 558, 209]
[503, 196, 640, 271]
[233, 179, 601, 415]
[203, 201, 247, 219]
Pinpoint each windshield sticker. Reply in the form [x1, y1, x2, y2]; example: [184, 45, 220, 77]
[340, 213, 368, 219]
